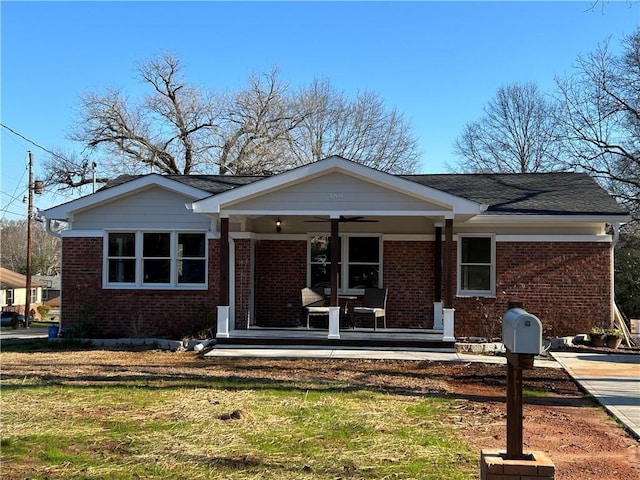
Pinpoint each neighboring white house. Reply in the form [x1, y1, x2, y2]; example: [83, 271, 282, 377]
[1, 267, 44, 317]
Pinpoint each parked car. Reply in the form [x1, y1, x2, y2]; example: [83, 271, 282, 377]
[0, 311, 26, 328]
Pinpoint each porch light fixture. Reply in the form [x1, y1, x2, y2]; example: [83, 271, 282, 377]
[275, 217, 282, 233]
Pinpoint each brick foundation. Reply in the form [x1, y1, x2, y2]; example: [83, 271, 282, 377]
[480, 450, 555, 480]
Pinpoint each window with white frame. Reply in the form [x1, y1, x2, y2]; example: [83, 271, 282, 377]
[458, 235, 495, 295]
[6, 289, 14, 306]
[105, 231, 207, 288]
[30, 288, 38, 304]
[309, 235, 381, 291]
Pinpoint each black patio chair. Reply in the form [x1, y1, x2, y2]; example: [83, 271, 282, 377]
[352, 287, 388, 330]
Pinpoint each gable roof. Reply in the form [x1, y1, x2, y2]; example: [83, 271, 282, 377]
[191, 156, 485, 216]
[43, 158, 629, 221]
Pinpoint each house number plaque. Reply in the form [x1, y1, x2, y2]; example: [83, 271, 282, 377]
[328, 193, 344, 200]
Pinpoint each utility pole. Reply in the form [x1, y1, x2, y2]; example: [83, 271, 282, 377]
[24, 151, 43, 327]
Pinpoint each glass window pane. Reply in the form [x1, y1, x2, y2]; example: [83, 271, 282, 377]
[143, 233, 170, 257]
[461, 265, 491, 291]
[178, 233, 205, 258]
[348, 237, 379, 263]
[311, 264, 332, 288]
[348, 265, 379, 288]
[178, 260, 206, 284]
[108, 259, 136, 283]
[462, 237, 491, 263]
[108, 233, 135, 257]
[143, 259, 170, 283]
[310, 235, 340, 263]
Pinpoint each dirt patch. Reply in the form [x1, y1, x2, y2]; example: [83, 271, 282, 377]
[1, 347, 638, 479]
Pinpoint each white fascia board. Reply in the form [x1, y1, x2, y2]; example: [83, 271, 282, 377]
[495, 234, 613, 242]
[60, 230, 103, 238]
[221, 209, 455, 217]
[42, 174, 210, 220]
[467, 214, 631, 225]
[192, 156, 485, 215]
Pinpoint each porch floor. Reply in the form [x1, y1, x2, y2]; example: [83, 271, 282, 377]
[215, 327, 453, 350]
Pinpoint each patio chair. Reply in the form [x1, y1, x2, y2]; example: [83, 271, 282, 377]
[301, 287, 330, 328]
[352, 287, 388, 330]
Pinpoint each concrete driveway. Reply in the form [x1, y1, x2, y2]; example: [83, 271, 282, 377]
[551, 351, 640, 440]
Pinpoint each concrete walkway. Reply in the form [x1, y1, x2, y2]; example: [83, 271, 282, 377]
[205, 345, 561, 367]
[551, 351, 640, 440]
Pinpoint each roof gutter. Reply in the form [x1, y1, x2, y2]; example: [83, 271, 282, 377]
[45, 218, 63, 238]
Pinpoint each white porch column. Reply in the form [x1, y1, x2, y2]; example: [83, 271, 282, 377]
[216, 305, 230, 338]
[327, 306, 341, 339]
[433, 301, 443, 330]
[443, 308, 455, 342]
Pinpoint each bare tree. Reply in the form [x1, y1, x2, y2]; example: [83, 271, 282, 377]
[451, 82, 562, 173]
[46, 52, 220, 188]
[1, 220, 60, 275]
[216, 68, 306, 175]
[292, 79, 420, 173]
[46, 54, 421, 190]
[555, 30, 640, 221]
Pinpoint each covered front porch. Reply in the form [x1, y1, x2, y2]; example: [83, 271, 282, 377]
[191, 157, 486, 346]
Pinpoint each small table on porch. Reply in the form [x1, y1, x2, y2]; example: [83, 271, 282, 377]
[327, 295, 358, 329]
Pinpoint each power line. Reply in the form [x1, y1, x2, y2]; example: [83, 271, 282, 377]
[1, 123, 69, 162]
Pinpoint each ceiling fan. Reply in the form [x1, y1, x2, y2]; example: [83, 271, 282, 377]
[304, 216, 378, 223]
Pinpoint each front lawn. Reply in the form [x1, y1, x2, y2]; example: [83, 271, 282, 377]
[0, 353, 475, 479]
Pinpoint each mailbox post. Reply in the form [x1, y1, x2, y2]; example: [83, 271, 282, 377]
[501, 306, 542, 460]
[480, 304, 554, 480]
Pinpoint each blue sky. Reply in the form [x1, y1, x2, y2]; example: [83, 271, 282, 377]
[2, 1, 639, 221]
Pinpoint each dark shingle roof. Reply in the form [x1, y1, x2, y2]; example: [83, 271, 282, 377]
[401, 172, 627, 216]
[102, 171, 627, 217]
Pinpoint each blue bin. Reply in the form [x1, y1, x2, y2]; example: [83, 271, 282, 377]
[48, 326, 59, 338]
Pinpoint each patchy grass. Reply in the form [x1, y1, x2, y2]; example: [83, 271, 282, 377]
[1, 372, 476, 479]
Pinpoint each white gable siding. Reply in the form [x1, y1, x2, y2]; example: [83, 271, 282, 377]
[226, 172, 448, 213]
[71, 187, 211, 230]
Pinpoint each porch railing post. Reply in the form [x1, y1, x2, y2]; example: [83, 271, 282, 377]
[216, 305, 230, 338]
[433, 301, 443, 330]
[328, 306, 341, 339]
[443, 308, 455, 342]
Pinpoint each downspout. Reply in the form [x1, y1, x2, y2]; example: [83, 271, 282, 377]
[44, 218, 63, 336]
[610, 222, 621, 328]
[45, 219, 62, 238]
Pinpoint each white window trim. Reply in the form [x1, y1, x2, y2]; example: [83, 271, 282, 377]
[6, 289, 14, 306]
[457, 234, 496, 297]
[103, 230, 208, 290]
[307, 233, 383, 294]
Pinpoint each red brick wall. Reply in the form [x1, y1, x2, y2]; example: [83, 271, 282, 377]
[233, 239, 252, 329]
[60, 237, 220, 338]
[61, 236, 612, 339]
[452, 242, 612, 338]
[254, 240, 307, 326]
[383, 241, 434, 328]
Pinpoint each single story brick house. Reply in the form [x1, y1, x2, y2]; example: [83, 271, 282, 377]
[42, 156, 629, 344]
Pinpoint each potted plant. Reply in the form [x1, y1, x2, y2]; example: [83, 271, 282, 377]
[606, 329, 623, 349]
[589, 326, 607, 347]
